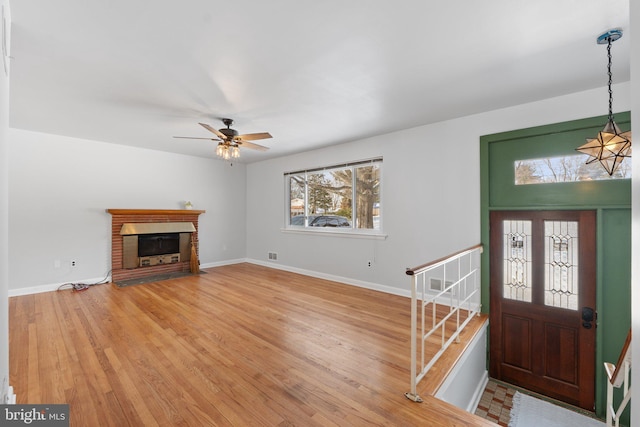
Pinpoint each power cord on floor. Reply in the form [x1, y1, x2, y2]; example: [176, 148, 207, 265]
[57, 270, 112, 292]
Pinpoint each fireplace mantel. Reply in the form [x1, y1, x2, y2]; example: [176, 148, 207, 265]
[107, 209, 206, 216]
[108, 208, 205, 283]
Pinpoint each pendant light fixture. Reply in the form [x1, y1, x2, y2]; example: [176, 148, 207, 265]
[576, 28, 631, 176]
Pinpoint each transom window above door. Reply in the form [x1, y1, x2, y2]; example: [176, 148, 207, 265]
[514, 154, 631, 185]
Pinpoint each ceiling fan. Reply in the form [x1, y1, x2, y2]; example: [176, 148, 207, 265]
[174, 118, 272, 160]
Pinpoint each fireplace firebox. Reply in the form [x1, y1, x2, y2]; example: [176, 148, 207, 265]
[120, 222, 196, 269]
[137, 233, 181, 266]
[139, 233, 180, 257]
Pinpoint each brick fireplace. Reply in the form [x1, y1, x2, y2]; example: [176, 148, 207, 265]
[107, 209, 205, 282]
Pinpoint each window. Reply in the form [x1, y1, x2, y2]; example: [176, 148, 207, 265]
[514, 154, 631, 185]
[544, 220, 579, 310]
[502, 219, 532, 303]
[286, 158, 382, 232]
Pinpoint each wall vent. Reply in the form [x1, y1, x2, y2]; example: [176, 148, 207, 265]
[429, 278, 454, 294]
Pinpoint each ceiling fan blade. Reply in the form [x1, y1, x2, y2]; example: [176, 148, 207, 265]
[236, 132, 272, 141]
[199, 122, 227, 139]
[237, 140, 269, 151]
[173, 136, 221, 141]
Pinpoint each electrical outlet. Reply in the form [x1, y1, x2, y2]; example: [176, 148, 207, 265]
[71, 260, 76, 267]
[367, 260, 372, 267]
[268, 252, 278, 261]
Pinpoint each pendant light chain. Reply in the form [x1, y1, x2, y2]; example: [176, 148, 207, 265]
[606, 37, 614, 123]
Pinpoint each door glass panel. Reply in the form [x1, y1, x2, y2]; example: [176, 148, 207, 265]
[503, 220, 532, 302]
[544, 220, 579, 310]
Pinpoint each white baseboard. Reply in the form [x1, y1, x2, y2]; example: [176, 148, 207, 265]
[246, 258, 411, 298]
[7, 258, 453, 302]
[199, 258, 248, 269]
[8, 276, 110, 297]
[468, 371, 489, 413]
[3, 385, 16, 404]
[8, 259, 248, 296]
[3, 259, 247, 296]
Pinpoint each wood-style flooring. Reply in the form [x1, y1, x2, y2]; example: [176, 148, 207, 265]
[9, 263, 494, 426]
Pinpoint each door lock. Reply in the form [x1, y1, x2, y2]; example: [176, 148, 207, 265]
[582, 307, 595, 329]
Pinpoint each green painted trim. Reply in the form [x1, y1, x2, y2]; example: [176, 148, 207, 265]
[480, 132, 491, 313]
[595, 209, 605, 414]
[486, 112, 631, 208]
[480, 112, 631, 144]
[487, 205, 630, 211]
[480, 113, 631, 420]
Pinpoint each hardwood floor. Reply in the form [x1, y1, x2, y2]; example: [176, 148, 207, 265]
[9, 263, 494, 426]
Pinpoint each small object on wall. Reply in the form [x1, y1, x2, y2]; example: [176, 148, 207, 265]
[184, 201, 193, 210]
[2, 5, 11, 77]
[190, 237, 199, 274]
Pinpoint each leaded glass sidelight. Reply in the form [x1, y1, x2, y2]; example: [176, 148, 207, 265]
[503, 220, 532, 302]
[544, 221, 579, 310]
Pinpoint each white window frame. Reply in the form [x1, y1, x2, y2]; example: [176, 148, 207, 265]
[283, 158, 385, 239]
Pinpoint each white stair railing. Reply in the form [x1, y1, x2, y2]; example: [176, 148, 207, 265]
[404, 244, 483, 403]
[605, 329, 631, 427]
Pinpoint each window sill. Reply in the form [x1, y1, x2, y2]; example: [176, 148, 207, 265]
[281, 227, 388, 240]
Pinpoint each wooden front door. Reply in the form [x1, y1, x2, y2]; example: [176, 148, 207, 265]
[489, 210, 596, 410]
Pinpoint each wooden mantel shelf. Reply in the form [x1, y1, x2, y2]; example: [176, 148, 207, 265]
[107, 209, 206, 215]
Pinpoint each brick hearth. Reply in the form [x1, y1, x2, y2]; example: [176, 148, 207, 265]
[107, 209, 205, 282]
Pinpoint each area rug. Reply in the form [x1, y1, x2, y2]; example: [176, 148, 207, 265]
[509, 392, 604, 427]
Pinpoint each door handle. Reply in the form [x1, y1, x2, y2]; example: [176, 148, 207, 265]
[582, 307, 595, 329]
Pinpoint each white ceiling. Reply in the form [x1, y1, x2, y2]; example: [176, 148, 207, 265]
[8, 0, 631, 163]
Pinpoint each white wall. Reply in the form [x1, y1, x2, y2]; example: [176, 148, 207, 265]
[246, 82, 631, 295]
[630, 1, 639, 424]
[7, 129, 247, 293]
[6, 82, 631, 301]
[0, 0, 10, 405]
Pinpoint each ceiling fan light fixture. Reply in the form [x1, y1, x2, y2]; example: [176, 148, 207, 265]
[176, 119, 272, 161]
[215, 141, 240, 160]
[216, 143, 226, 158]
[576, 28, 631, 176]
[231, 145, 240, 158]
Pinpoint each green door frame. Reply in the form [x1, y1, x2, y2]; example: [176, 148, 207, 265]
[480, 112, 631, 420]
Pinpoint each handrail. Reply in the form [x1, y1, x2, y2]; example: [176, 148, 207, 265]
[406, 244, 483, 276]
[405, 244, 483, 403]
[609, 329, 631, 386]
[605, 329, 631, 427]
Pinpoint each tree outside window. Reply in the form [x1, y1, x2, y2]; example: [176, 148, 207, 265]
[287, 159, 381, 230]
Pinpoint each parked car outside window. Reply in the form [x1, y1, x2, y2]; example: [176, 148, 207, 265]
[290, 215, 351, 227]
